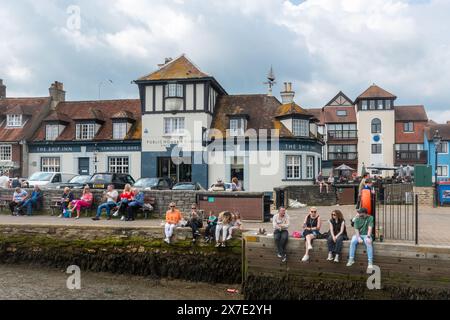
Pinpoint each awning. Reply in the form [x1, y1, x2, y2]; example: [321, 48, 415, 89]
[334, 164, 355, 171]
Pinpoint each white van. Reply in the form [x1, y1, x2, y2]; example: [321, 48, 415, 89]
[27, 172, 77, 188]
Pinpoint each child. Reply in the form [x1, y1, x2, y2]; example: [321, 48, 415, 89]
[204, 211, 218, 243]
[228, 212, 243, 240]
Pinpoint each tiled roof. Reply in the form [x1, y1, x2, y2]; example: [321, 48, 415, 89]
[275, 102, 313, 118]
[394, 105, 428, 121]
[111, 110, 135, 120]
[307, 108, 324, 125]
[43, 111, 72, 124]
[323, 106, 356, 123]
[32, 99, 141, 141]
[138, 55, 209, 81]
[0, 97, 50, 142]
[425, 123, 450, 141]
[210, 94, 293, 137]
[356, 84, 396, 100]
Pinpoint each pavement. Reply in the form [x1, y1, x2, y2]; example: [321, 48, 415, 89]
[0, 205, 449, 246]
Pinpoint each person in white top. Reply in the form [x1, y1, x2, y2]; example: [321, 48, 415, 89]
[92, 185, 118, 221]
[273, 207, 290, 263]
[0, 172, 10, 189]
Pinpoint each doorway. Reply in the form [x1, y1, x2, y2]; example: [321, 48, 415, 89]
[78, 158, 90, 175]
[158, 157, 192, 184]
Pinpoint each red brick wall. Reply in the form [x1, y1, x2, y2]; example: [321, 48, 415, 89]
[198, 194, 264, 222]
[395, 121, 427, 143]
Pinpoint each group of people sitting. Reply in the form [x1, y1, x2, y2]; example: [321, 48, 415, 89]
[163, 202, 242, 246]
[273, 206, 374, 269]
[8, 185, 43, 216]
[54, 184, 144, 221]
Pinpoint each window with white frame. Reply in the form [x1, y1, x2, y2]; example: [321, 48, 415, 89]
[7, 115, 22, 127]
[0, 145, 12, 161]
[286, 155, 301, 180]
[229, 118, 246, 136]
[437, 166, 448, 177]
[385, 100, 392, 109]
[369, 100, 375, 110]
[361, 100, 368, 110]
[165, 83, 183, 98]
[164, 117, 185, 135]
[108, 157, 129, 174]
[41, 157, 60, 172]
[76, 123, 96, 140]
[403, 122, 414, 132]
[377, 100, 384, 110]
[46, 125, 59, 141]
[372, 144, 382, 154]
[292, 119, 309, 137]
[113, 122, 128, 140]
[306, 156, 314, 179]
[437, 142, 448, 154]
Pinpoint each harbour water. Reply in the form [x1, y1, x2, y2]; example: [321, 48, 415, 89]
[0, 264, 242, 300]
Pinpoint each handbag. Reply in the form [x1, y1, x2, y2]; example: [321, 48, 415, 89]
[292, 231, 302, 238]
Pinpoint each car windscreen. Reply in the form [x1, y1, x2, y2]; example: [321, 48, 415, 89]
[134, 178, 159, 188]
[89, 174, 113, 183]
[28, 172, 53, 181]
[69, 176, 91, 184]
[173, 184, 195, 190]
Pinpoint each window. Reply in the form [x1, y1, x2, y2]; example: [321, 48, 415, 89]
[385, 100, 392, 109]
[229, 118, 246, 136]
[328, 123, 357, 139]
[76, 123, 96, 140]
[372, 144, 382, 154]
[369, 100, 375, 110]
[328, 144, 357, 160]
[306, 156, 314, 179]
[41, 157, 60, 172]
[108, 157, 129, 174]
[404, 122, 414, 132]
[46, 125, 59, 141]
[336, 110, 347, 117]
[164, 117, 185, 135]
[292, 119, 309, 137]
[437, 166, 448, 177]
[437, 142, 448, 154]
[165, 83, 183, 98]
[377, 100, 384, 110]
[371, 118, 381, 133]
[361, 100, 368, 110]
[113, 122, 128, 140]
[7, 115, 22, 127]
[286, 155, 301, 179]
[0, 145, 12, 161]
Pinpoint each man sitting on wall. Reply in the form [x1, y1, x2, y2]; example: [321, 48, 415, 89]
[19, 185, 43, 216]
[9, 187, 28, 216]
[92, 184, 118, 221]
[347, 207, 374, 270]
[164, 202, 182, 244]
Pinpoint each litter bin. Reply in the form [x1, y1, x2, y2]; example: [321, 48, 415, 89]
[438, 182, 450, 206]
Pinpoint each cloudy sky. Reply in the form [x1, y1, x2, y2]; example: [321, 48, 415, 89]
[1, 0, 449, 122]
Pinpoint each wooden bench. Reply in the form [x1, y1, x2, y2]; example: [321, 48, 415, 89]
[138, 195, 156, 219]
[50, 196, 63, 216]
[0, 195, 11, 213]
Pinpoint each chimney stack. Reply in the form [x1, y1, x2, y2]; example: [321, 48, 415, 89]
[280, 82, 295, 104]
[0, 79, 6, 99]
[49, 81, 65, 109]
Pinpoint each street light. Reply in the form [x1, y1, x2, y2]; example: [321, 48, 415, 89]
[433, 129, 442, 207]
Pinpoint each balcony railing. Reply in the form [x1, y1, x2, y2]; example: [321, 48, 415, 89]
[394, 150, 428, 163]
[327, 130, 358, 140]
[328, 152, 358, 160]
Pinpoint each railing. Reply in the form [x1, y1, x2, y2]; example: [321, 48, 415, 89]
[327, 130, 358, 140]
[328, 152, 357, 160]
[394, 150, 428, 163]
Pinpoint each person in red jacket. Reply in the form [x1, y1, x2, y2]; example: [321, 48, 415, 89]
[117, 184, 133, 221]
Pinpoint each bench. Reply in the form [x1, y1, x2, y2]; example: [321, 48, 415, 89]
[0, 195, 11, 213]
[50, 196, 63, 216]
[138, 195, 156, 219]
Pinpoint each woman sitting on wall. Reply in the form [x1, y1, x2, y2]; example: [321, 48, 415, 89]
[229, 212, 243, 239]
[215, 211, 232, 248]
[326, 209, 348, 263]
[301, 207, 322, 262]
[116, 184, 133, 221]
[71, 186, 93, 220]
[58, 187, 74, 218]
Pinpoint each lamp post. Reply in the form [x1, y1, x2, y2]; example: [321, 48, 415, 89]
[93, 147, 99, 174]
[433, 129, 442, 207]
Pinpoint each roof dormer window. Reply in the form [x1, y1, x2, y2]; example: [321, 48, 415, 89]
[229, 118, 247, 137]
[165, 83, 183, 98]
[76, 123, 96, 140]
[7, 114, 22, 127]
[292, 119, 309, 137]
[46, 124, 60, 141]
[336, 110, 347, 117]
[113, 122, 128, 140]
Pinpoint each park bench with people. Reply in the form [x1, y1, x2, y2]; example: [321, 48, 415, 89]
[137, 195, 156, 219]
[0, 195, 11, 212]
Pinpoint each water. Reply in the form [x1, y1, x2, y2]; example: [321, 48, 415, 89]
[0, 264, 242, 300]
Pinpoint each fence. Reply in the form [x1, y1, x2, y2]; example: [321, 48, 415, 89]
[374, 183, 418, 244]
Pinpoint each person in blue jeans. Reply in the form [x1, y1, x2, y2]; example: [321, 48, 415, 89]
[126, 188, 144, 221]
[20, 185, 43, 216]
[347, 207, 374, 270]
[92, 185, 118, 221]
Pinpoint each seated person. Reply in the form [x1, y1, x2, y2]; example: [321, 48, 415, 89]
[326, 210, 348, 263]
[59, 187, 74, 218]
[204, 211, 218, 243]
[215, 211, 233, 248]
[71, 186, 94, 219]
[316, 172, 329, 193]
[301, 207, 321, 262]
[229, 212, 243, 239]
[117, 184, 133, 221]
[126, 188, 144, 221]
[92, 185, 118, 221]
[209, 179, 226, 192]
[164, 202, 182, 244]
[9, 187, 28, 216]
[186, 204, 203, 243]
[347, 208, 374, 270]
[20, 185, 43, 216]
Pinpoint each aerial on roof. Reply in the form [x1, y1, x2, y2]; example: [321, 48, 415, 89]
[138, 54, 210, 81]
[356, 84, 397, 101]
[32, 99, 141, 142]
[395, 105, 428, 122]
[425, 123, 450, 141]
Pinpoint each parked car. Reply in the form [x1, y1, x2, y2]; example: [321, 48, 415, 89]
[87, 173, 135, 189]
[8, 178, 29, 188]
[46, 175, 92, 190]
[26, 172, 77, 188]
[133, 177, 173, 190]
[172, 182, 205, 191]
